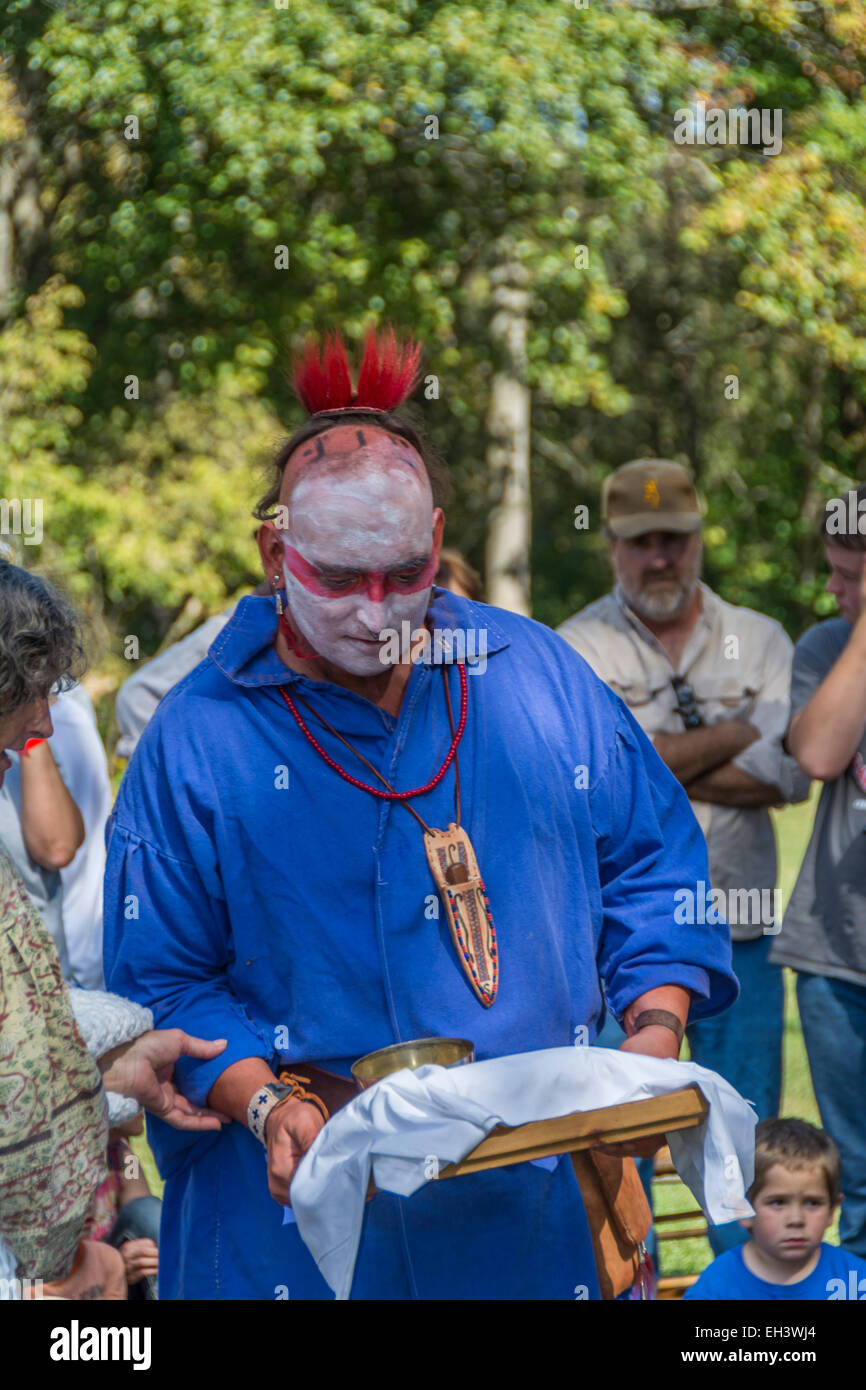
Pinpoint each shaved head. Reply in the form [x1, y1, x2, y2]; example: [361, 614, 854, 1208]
[261, 423, 443, 676]
[279, 423, 428, 509]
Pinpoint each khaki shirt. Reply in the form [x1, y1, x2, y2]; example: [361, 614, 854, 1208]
[557, 583, 810, 941]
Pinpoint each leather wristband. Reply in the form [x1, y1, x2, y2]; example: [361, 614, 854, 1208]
[632, 1009, 684, 1046]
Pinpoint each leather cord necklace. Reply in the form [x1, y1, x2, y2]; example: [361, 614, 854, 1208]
[277, 664, 499, 1006]
[280, 662, 467, 815]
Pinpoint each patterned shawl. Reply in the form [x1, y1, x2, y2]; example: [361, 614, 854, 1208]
[0, 844, 107, 1280]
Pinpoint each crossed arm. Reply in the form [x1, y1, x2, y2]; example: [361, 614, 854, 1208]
[654, 721, 783, 807]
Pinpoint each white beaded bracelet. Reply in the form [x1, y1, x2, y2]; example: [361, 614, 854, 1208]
[246, 1086, 285, 1146]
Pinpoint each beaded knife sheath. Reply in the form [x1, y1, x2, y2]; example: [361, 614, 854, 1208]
[424, 823, 498, 1007]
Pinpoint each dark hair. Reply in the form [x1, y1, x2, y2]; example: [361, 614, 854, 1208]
[820, 482, 866, 552]
[252, 405, 451, 522]
[0, 562, 87, 714]
[749, 1117, 840, 1206]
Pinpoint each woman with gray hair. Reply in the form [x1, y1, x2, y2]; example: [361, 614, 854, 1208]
[0, 560, 227, 1295]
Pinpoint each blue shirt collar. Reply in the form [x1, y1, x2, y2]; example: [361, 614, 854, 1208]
[208, 587, 511, 688]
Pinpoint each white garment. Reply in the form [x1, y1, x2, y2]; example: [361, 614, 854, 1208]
[50, 687, 112, 989]
[114, 607, 237, 760]
[290, 1047, 757, 1300]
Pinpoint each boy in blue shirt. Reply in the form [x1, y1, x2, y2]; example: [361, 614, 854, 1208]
[685, 1118, 866, 1300]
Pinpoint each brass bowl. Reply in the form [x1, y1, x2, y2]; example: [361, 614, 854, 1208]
[352, 1036, 474, 1089]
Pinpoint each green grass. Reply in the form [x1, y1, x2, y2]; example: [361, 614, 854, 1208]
[130, 1130, 164, 1201]
[657, 788, 838, 1278]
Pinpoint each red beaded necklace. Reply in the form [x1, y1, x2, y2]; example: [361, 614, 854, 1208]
[275, 656, 498, 1008]
[278, 663, 468, 801]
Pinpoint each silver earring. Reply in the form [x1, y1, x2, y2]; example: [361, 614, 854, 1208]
[273, 575, 283, 616]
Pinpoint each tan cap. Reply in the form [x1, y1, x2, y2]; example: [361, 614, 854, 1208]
[602, 458, 702, 539]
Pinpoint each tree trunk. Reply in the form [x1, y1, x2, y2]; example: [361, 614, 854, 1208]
[792, 344, 830, 625]
[0, 61, 46, 321]
[485, 262, 531, 615]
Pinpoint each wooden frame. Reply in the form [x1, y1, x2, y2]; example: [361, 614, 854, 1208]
[437, 1084, 708, 1178]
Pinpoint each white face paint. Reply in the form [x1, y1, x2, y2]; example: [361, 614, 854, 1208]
[281, 465, 437, 676]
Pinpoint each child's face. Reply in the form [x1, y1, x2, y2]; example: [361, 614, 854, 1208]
[741, 1163, 835, 1263]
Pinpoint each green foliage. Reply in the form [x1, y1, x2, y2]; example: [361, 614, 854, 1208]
[0, 277, 279, 672]
[1, 0, 865, 668]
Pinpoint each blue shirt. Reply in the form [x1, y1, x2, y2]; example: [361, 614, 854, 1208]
[103, 588, 736, 1299]
[683, 1241, 866, 1300]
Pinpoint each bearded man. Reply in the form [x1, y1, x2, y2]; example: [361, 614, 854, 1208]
[558, 459, 809, 1255]
[104, 337, 736, 1300]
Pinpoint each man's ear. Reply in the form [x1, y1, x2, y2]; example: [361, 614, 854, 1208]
[256, 521, 285, 586]
[738, 1217, 754, 1232]
[432, 508, 445, 557]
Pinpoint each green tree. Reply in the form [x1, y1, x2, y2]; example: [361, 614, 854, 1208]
[2, 0, 866, 666]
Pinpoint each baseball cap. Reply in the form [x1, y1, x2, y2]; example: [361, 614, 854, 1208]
[602, 459, 702, 539]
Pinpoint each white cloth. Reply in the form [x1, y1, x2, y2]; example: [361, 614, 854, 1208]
[290, 1047, 757, 1300]
[50, 687, 112, 990]
[68, 986, 154, 1124]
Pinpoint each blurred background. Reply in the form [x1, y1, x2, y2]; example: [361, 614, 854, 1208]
[1, 0, 864, 734]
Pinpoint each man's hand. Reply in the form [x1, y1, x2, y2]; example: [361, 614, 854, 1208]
[591, 984, 687, 1162]
[118, 1238, 159, 1286]
[265, 1097, 326, 1205]
[99, 1029, 231, 1130]
[589, 1026, 681, 1159]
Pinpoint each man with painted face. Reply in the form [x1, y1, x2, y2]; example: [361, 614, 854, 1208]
[104, 330, 737, 1300]
[276, 433, 443, 689]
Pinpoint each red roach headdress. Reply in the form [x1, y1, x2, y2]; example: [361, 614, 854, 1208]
[291, 325, 423, 417]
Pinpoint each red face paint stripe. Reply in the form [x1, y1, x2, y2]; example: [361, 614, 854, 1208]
[283, 545, 438, 599]
[283, 544, 365, 597]
[402, 550, 438, 593]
